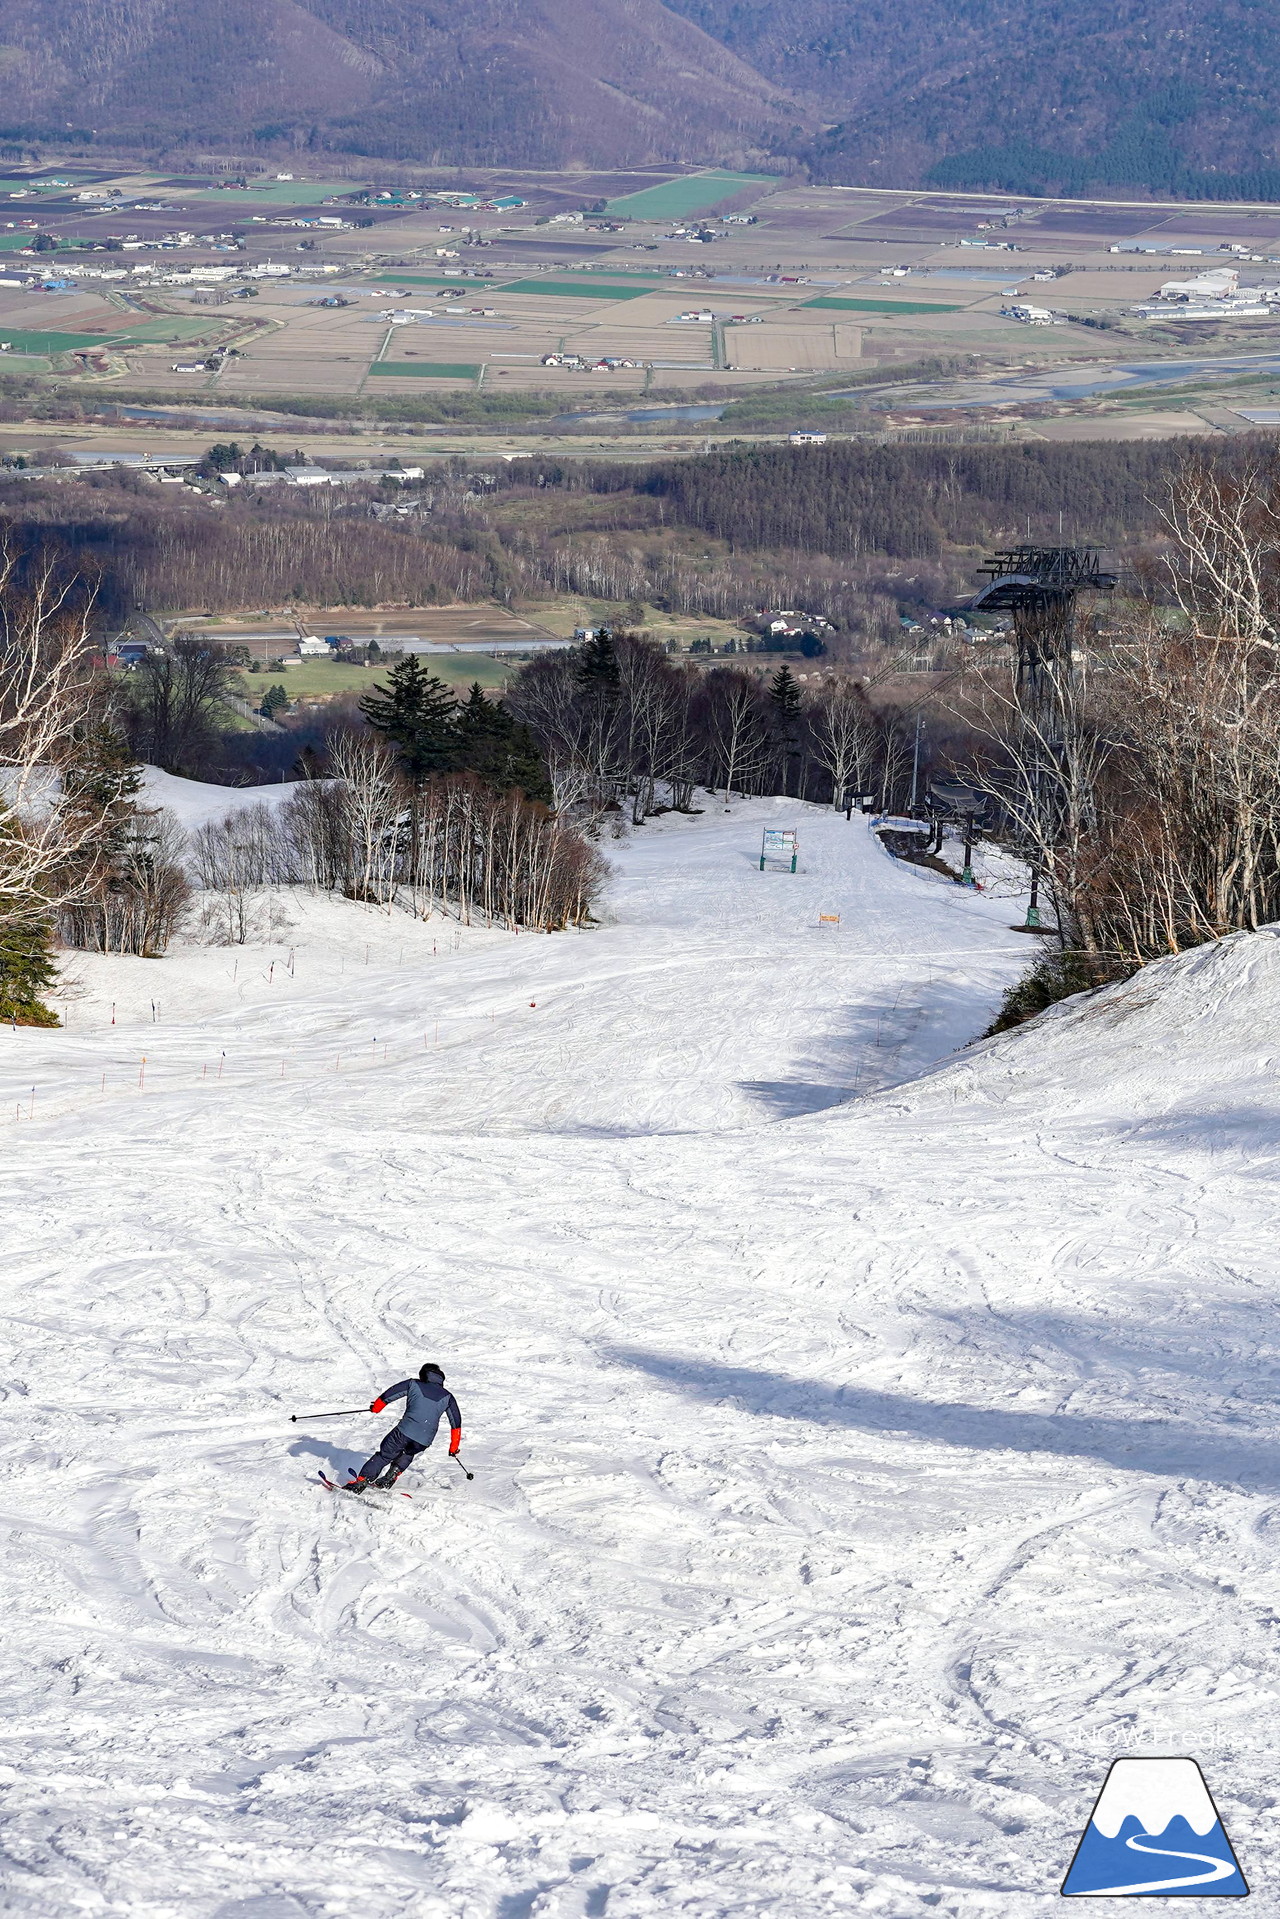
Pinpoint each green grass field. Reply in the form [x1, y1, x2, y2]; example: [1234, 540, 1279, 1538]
[0, 328, 114, 353]
[0, 178, 94, 195]
[497, 279, 656, 301]
[169, 179, 360, 206]
[372, 274, 485, 290]
[604, 171, 775, 220]
[499, 270, 669, 288]
[368, 361, 480, 379]
[0, 315, 218, 356]
[803, 296, 965, 314]
[241, 655, 513, 701]
[112, 316, 215, 342]
[0, 232, 144, 252]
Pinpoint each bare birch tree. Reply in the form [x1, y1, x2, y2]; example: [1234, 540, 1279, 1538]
[962, 642, 1115, 944]
[327, 731, 402, 904]
[60, 807, 191, 956]
[807, 680, 880, 810]
[190, 802, 292, 944]
[0, 543, 125, 927]
[700, 668, 770, 805]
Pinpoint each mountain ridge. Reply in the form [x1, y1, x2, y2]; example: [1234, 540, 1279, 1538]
[3, 0, 1280, 197]
[666, 0, 1280, 199]
[0, 0, 797, 169]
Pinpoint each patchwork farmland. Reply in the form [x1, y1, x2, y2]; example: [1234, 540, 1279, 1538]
[6, 160, 1280, 438]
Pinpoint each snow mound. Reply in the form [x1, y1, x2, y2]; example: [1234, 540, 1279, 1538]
[139, 764, 304, 829]
[894, 925, 1280, 1140]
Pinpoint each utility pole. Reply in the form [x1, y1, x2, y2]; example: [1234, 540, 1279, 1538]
[909, 713, 923, 813]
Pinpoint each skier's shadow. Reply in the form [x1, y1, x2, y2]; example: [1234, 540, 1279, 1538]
[608, 1346, 1280, 1491]
[288, 1436, 366, 1480]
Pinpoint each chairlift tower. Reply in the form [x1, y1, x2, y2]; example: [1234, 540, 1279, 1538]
[973, 546, 1116, 708]
[970, 546, 1116, 928]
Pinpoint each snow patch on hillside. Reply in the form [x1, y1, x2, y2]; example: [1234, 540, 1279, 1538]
[138, 764, 305, 829]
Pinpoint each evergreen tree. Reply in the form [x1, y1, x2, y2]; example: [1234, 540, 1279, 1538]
[360, 654, 458, 783]
[293, 742, 324, 781]
[454, 683, 552, 804]
[0, 911, 59, 1026]
[769, 664, 802, 725]
[575, 627, 621, 697]
[768, 665, 804, 796]
[61, 721, 143, 888]
[64, 721, 142, 823]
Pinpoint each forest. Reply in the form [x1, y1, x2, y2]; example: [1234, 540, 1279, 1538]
[0, 0, 788, 172]
[6, 0, 1280, 196]
[5, 434, 1280, 1028]
[587, 439, 1184, 560]
[0, 435, 1198, 636]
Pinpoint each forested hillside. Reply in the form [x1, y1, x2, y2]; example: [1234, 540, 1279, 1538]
[667, 0, 1280, 199]
[0, 436, 1191, 632]
[504, 438, 1185, 560]
[628, 440, 1181, 560]
[0, 0, 791, 168]
[4, 0, 1280, 194]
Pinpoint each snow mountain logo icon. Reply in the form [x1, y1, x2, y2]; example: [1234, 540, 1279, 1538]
[1062, 1758, 1248, 1896]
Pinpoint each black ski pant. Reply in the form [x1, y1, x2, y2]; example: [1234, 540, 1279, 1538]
[359, 1426, 427, 1483]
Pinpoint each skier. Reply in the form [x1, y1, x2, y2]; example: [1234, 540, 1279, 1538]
[346, 1363, 462, 1492]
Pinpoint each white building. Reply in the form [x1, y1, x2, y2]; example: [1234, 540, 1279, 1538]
[1000, 303, 1053, 325]
[1156, 268, 1238, 301]
[1133, 298, 1272, 320]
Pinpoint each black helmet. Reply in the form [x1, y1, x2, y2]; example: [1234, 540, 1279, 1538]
[419, 1362, 445, 1382]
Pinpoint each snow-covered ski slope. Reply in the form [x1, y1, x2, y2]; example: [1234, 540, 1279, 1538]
[4, 792, 1280, 1917]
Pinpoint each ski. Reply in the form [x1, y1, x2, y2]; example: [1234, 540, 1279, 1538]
[318, 1470, 412, 1500]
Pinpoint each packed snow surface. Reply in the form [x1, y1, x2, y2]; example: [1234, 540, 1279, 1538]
[3, 791, 1280, 1916]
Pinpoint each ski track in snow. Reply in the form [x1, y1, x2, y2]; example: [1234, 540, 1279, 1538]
[2, 794, 1279, 1916]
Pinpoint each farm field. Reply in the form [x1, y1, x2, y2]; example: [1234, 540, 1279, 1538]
[169, 179, 358, 205]
[238, 655, 516, 699]
[181, 606, 564, 661]
[0, 327, 129, 354]
[372, 274, 496, 289]
[803, 295, 965, 314]
[496, 278, 656, 300]
[6, 162, 1280, 431]
[603, 168, 776, 218]
[529, 596, 752, 651]
[367, 361, 481, 379]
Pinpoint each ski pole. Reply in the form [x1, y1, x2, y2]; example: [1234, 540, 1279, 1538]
[451, 1453, 475, 1481]
[289, 1408, 368, 1422]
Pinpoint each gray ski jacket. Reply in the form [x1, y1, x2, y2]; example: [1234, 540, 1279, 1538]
[372, 1377, 462, 1451]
